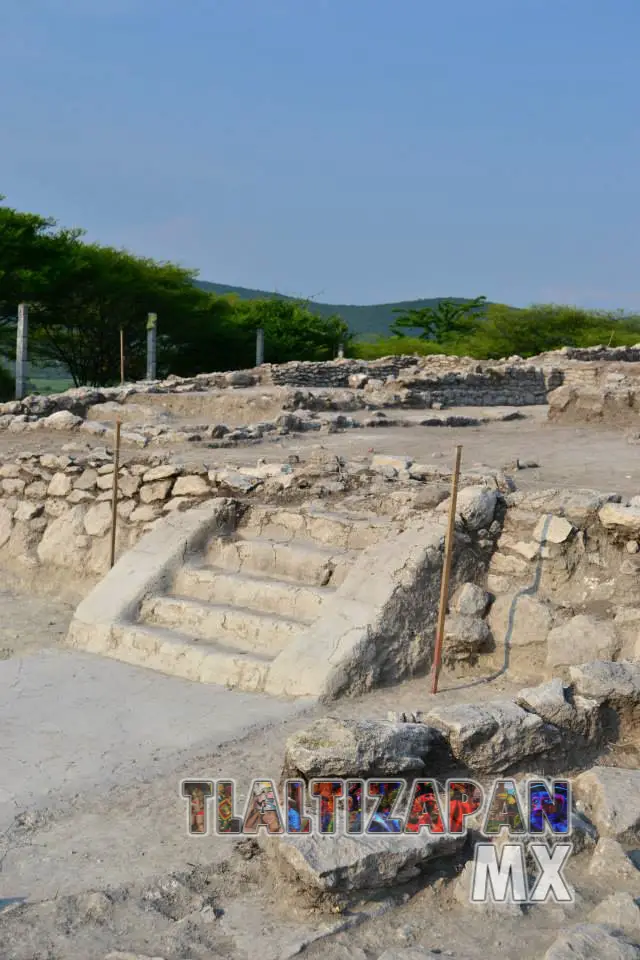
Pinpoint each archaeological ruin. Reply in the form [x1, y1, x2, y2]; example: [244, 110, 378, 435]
[2, 344, 640, 960]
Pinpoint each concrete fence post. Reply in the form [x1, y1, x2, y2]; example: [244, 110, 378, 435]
[15, 303, 29, 400]
[256, 327, 264, 366]
[337, 341, 345, 359]
[146, 313, 157, 380]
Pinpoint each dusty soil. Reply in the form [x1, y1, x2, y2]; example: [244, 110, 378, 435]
[0, 587, 74, 660]
[1, 400, 639, 958]
[0, 587, 616, 960]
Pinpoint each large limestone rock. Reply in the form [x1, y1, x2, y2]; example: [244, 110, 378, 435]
[515, 678, 599, 738]
[452, 857, 523, 918]
[47, 472, 73, 497]
[260, 829, 463, 892]
[599, 503, 640, 537]
[573, 767, 640, 842]
[172, 475, 210, 497]
[425, 698, 562, 773]
[569, 660, 640, 710]
[42, 409, 83, 430]
[488, 592, 553, 647]
[547, 615, 620, 669]
[142, 464, 180, 483]
[215, 469, 262, 494]
[282, 717, 443, 779]
[533, 514, 575, 544]
[590, 893, 640, 939]
[83, 502, 114, 538]
[451, 582, 490, 617]
[443, 614, 491, 664]
[37, 505, 88, 568]
[589, 838, 640, 897]
[438, 486, 498, 532]
[544, 923, 640, 959]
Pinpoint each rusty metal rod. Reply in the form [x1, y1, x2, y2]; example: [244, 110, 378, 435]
[431, 444, 463, 694]
[109, 420, 121, 568]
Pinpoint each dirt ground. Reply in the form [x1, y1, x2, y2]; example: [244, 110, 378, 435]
[0, 404, 638, 958]
[0, 585, 615, 960]
[0, 584, 569, 960]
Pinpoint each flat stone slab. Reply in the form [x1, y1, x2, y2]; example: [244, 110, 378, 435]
[216, 891, 392, 960]
[425, 698, 562, 773]
[569, 661, 640, 706]
[573, 767, 640, 843]
[547, 616, 620, 669]
[544, 922, 640, 959]
[588, 839, 640, 897]
[283, 717, 445, 779]
[261, 830, 463, 892]
[0, 648, 304, 832]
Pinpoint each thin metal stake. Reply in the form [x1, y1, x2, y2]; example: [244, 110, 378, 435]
[431, 445, 463, 694]
[109, 420, 121, 568]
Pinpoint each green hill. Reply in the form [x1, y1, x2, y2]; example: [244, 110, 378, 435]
[195, 280, 480, 338]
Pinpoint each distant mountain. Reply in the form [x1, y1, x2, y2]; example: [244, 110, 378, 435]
[195, 280, 482, 338]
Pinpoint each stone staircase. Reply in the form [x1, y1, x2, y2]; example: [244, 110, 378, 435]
[108, 504, 393, 692]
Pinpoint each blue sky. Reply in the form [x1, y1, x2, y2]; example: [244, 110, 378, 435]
[1, 0, 639, 309]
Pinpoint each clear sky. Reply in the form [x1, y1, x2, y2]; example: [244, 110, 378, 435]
[1, 0, 639, 309]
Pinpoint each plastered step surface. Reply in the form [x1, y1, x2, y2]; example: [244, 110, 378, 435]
[138, 594, 309, 656]
[103, 622, 272, 691]
[205, 535, 357, 587]
[174, 563, 332, 620]
[239, 505, 391, 550]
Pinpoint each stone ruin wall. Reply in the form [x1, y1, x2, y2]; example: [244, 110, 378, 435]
[0, 354, 570, 429]
[2, 343, 640, 600]
[3, 344, 640, 432]
[0, 453, 267, 596]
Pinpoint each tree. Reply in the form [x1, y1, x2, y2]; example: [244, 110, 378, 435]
[0, 198, 81, 359]
[462, 303, 640, 359]
[236, 299, 350, 364]
[30, 243, 212, 386]
[159, 292, 248, 377]
[390, 296, 487, 344]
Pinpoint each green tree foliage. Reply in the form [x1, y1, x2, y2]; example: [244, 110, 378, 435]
[31, 241, 210, 385]
[463, 303, 640, 359]
[0, 198, 80, 357]
[391, 296, 487, 343]
[234, 299, 350, 365]
[0, 199, 352, 386]
[348, 337, 447, 360]
[0, 364, 14, 400]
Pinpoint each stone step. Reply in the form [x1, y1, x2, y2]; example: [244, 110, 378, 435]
[206, 535, 357, 587]
[138, 595, 308, 656]
[174, 563, 331, 620]
[106, 622, 272, 691]
[240, 505, 390, 550]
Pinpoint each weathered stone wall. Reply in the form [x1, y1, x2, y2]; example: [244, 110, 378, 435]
[269, 356, 420, 386]
[6, 346, 640, 429]
[539, 345, 640, 363]
[0, 448, 508, 595]
[0, 355, 569, 427]
[269, 358, 563, 405]
[0, 452, 264, 589]
[482, 488, 640, 680]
